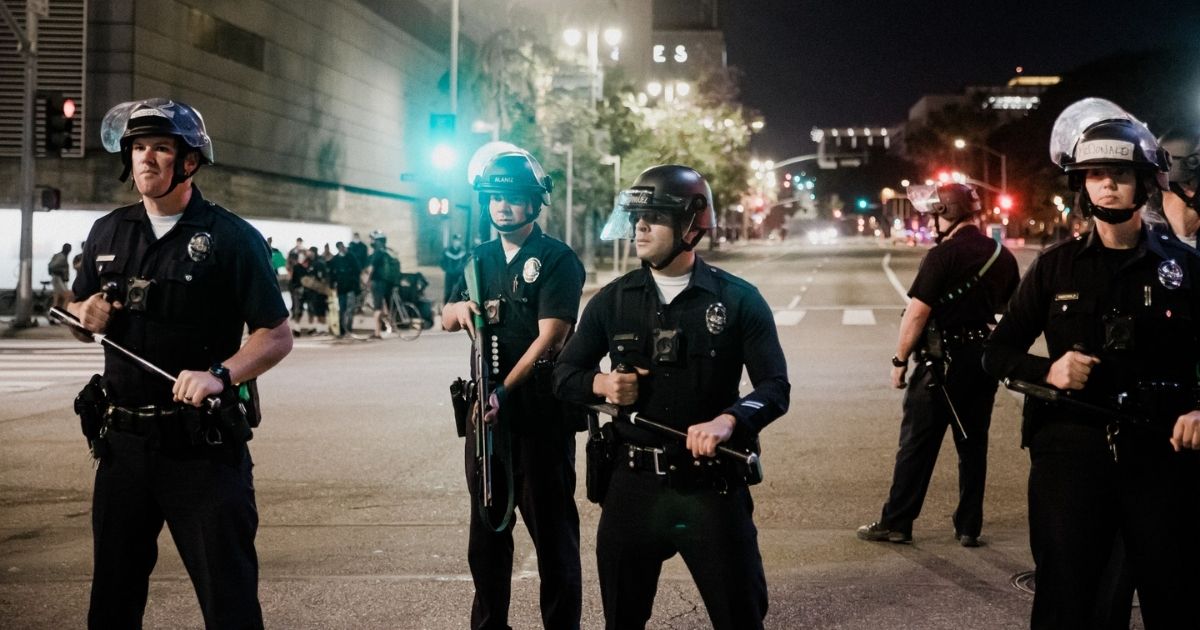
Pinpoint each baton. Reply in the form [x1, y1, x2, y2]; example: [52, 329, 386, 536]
[1003, 377, 1139, 424]
[587, 402, 759, 467]
[49, 307, 220, 411]
[936, 382, 969, 441]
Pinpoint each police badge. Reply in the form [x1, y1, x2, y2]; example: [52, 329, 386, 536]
[1158, 259, 1183, 290]
[523, 257, 542, 283]
[188, 232, 213, 262]
[705, 302, 727, 334]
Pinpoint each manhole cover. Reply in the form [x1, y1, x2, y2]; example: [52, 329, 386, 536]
[1011, 570, 1036, 595]
[1010, 570, 1139, 608]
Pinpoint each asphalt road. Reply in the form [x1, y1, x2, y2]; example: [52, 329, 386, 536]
[1, 238, 1134, 629]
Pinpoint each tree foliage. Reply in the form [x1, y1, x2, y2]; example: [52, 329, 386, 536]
[461, 30, 757, 248]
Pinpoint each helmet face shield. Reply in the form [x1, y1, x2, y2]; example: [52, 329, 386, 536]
[101, 98, 214, 163]
[906, 183, 980, 220]
[1050, 98, 1164, 175]
[906, 185, 940, 215]
[600, 189, 689, 241]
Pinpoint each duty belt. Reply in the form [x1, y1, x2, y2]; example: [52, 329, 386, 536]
[105, 404, 226, 448]
[107, 405, 181, 435]
[622, 444, 670, 476]
[618, 442, 744, 492]
[941, 326, 990, 346]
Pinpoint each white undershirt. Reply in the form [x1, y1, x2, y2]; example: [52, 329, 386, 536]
[1181, 234, 1198, 249]
[504, 247, 519, 264]
[148, 213, 183, 239]
[650, 269, 691, 304]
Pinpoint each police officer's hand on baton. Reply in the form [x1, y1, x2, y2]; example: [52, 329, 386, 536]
[1045, 346, 1100, 390]
[1171, 410, 1200, 452]
[687, 414, 737, 459]
[49, 306, 222, 411]
[67, 292, 122, 337]
[593, 366, 649, 405]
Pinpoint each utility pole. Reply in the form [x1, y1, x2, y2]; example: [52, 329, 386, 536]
[2, 0, 45, 328]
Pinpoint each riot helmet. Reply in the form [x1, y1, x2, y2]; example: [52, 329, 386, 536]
[1049, 98, 1168, 223]
[906, 182, 982, 243]
[473, 150, 553, 232]
[601, 164, 716, 269]
[1158, 124, 1200, 210]
[101, 98, 213, 197]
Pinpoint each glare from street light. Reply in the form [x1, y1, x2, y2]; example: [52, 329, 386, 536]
[750, 120, 765, 131]
[603, 28, 622, 47]
[751, 159, 761, 170]
[646, 81, 663, 97]
[432, 145, 457, 171]
[953, 138, 967, 149]
[900, 179, 910, 187]
[563, 28, 582, 47]
[676, 81, 691, 97]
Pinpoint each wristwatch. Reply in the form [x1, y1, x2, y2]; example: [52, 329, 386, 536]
[208, 363, 233, 390]
[891, 355, 907, 368]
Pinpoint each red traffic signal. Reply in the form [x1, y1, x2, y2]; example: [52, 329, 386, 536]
[998, 194, 1014, 210]
[42, 91, 75, 153]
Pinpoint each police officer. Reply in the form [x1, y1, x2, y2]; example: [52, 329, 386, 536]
[553, 165, 789, 629]
[982, 98, 1200, 629]
[1150, 125, 1200, 248]
[441, 150, 585, 629]
[66, 98, 292, 628]
[441, 233, 468, 305]
[857, 182, 1019, 546]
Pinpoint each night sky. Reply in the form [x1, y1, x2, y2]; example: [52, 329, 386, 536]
[723, 0, 1200, 160]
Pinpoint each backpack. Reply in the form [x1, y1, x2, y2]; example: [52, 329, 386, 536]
[378, 253, 401, 285]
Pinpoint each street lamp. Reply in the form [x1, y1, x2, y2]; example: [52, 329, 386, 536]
[953, 137, 1008, 194]
[601, 154, 622, 273]
[552, 142, 574, 247]
[563, 26, 621, 106]
[471, 119, 500, 142]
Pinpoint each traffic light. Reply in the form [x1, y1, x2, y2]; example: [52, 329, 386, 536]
[430, 113, 457, 171]
[856, 198, 868, 210]
[43, 91, 76, 153]
[998, 194, 1014, 210]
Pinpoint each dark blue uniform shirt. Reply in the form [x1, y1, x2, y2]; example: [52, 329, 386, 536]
[984, 226, 1200, 429]
[73, 187, 288, 406]
[554, 256, 790, 446]
[449, 224, 585, 433]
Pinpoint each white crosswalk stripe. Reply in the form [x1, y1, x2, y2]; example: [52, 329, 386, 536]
[0, 340, 103, 394]
[770, 306, 901, 327]
[842, 309, 877, 326]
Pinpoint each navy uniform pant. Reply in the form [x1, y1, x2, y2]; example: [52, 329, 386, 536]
[88, 431, 262, 630]
[596, 465, 767, 630]
[464, 423, 581, 630]
[879, 350, 996, 538]
[1027, 423, 1200, 630]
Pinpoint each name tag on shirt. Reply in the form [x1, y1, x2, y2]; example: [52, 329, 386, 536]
[1053, 292, 1079, 302]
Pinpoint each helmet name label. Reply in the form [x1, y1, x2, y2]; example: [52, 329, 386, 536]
[1077, 139, 1134, 162]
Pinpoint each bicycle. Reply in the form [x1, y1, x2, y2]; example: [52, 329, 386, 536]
[383, 286, 424, 341]
[0, 281, 54, 319]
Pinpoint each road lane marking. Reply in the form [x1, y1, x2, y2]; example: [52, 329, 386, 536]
[1, 369, 99, 378]
[786, 296, 801, 309]
[773, 310, 807, 326]
[882, 253, 911, 305]
[0, 381, 52, 392]
[0, 361, 102, 369]
[842, 309, 877, 326]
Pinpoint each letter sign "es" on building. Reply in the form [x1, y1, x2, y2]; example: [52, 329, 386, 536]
[652, 44, 689, 63]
